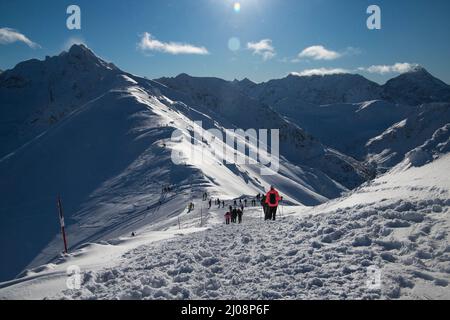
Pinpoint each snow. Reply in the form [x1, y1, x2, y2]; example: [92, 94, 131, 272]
[1, 156, 449, 300]
[1, 45, 361, 282]
[155, 73, 370, 189]
[0, 45, 449, 299]
[0, 227, 204, 300]
[366, 103, 450, 169]
[274, 100, 416, 159]
[0, 44, 127, 160]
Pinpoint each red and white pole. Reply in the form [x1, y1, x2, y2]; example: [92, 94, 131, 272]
[57, 196, 68, 254]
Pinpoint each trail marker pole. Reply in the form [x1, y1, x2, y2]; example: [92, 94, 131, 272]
[57, 196, 68, 254]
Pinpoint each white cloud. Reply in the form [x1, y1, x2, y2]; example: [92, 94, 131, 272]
[138, 32, 209, 55]
[290, 68, 350, 77]
[247, 39, 276, 61]
[0, 27, 40, 48]
[298, 45, 341, 61]
[358, 63, 419, 74]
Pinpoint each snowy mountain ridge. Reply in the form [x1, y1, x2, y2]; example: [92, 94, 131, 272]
[155, 73, 371, 188]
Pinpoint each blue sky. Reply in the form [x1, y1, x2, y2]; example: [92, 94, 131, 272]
[1, 0, 450, 84]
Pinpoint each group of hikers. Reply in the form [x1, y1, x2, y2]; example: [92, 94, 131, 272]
[224, 186, 283, 225]
[162, 185, 174, 193]
[207, 197, 226, 209]
[224, 206, 244, 225]
[196, 186, 283, 225]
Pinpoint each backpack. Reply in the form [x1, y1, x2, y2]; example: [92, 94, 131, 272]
[269, 192, 277, 205]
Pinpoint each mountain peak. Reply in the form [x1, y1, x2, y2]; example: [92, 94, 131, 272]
[176, 73, 192, 79]
[232, 77, 256, 87]
[60, 44, 119, 72]
[383, 65, 450, 105]
[65, 44, 97, 59]
[240, 77, 256, 85]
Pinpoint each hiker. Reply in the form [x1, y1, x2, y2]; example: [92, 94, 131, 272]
[234, 200, 237, 206]
[231, 207, 238, 223]
[261, 194, 268, 220]
[208, 199, 212, 209]
[225, 211, 231, 225]
[244, 199, 247, 207]
[265, 186, 282, 221]
[222, 201, 225, 208]
[240, 204, 244, 212]
[237, 209, 243, 224]
[229, 205, 233, 213]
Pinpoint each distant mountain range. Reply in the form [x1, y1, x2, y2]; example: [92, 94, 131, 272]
[232, 65, 450, 106]
[227, 65, 450, 165]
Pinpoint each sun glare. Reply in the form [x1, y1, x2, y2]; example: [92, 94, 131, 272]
[233, 2, 241, 13]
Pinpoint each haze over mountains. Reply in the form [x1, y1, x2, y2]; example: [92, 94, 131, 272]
[0, 44, 449, 283]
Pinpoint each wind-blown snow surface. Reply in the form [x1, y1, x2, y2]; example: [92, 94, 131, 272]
[1, 155, 448, 300]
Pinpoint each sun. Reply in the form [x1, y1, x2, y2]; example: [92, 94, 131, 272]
[233, 2, 241, 13]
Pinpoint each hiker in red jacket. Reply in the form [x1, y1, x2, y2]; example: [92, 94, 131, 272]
[265, 186, 282, 221]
